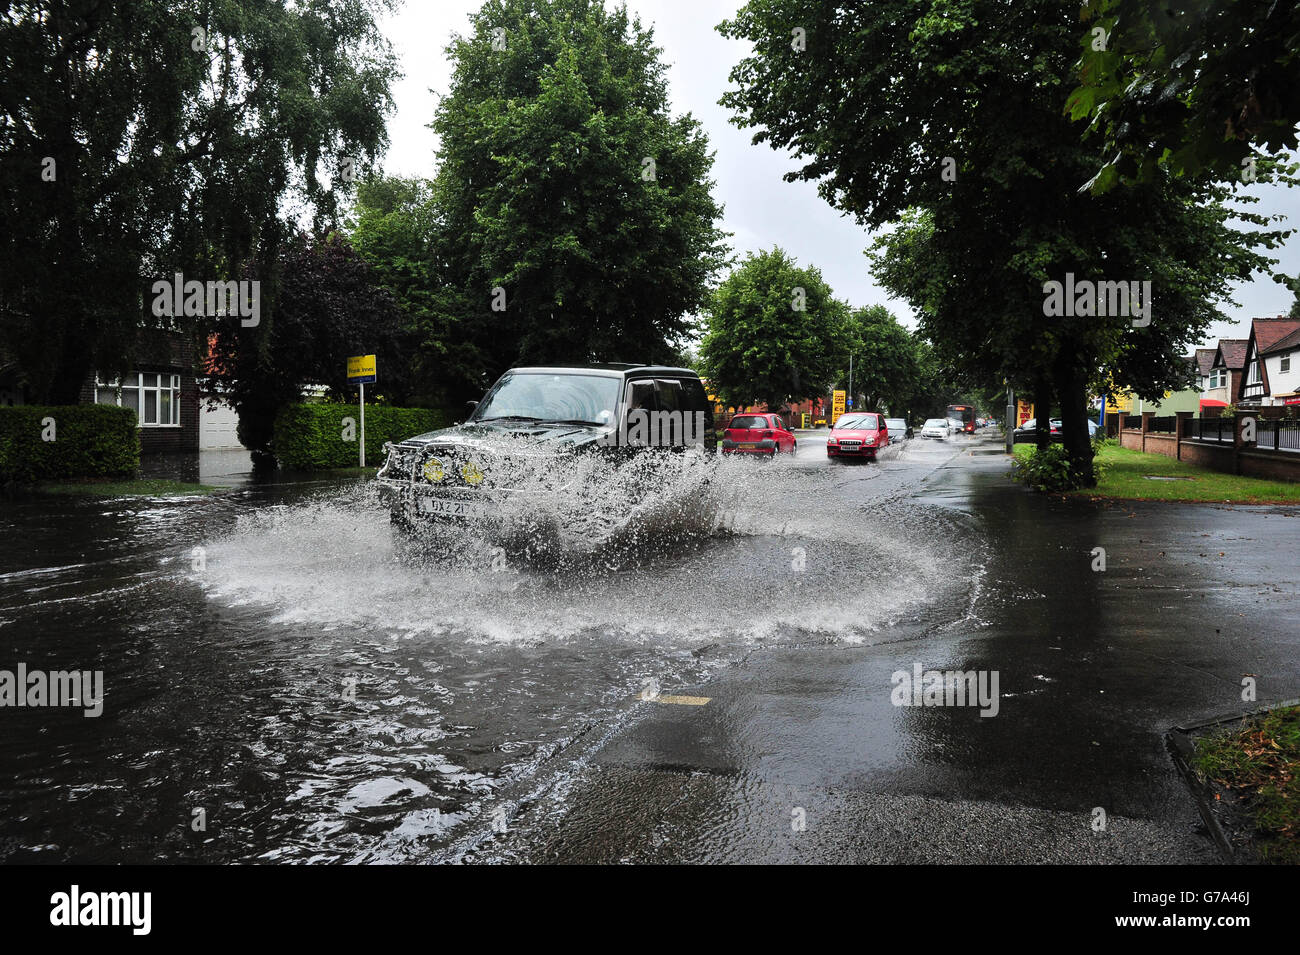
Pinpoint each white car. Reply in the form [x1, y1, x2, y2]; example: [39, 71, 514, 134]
[947, 418, 964, 435]
[921, 418, 950, 438]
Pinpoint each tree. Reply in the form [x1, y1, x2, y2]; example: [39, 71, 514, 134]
[0, 0, 398, 403]
[204, 234, 408, 465]
[347, 176, 486, 405]
[429, 0, 728, 386]
[842, 305, 918, 414]
[1068, 0, 1300, 192]
[719, 0, 1282, 486]
[699, 248, 850, 411]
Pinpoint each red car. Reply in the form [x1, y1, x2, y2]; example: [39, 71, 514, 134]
[827, 412, 889, 461]
[721, 413, 796, 456]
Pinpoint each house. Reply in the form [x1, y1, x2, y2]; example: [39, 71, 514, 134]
[82, 328, 200, 454]
[1118, 355, 1201, 415]
[1237, 317, 1300, 409]
[1201, 338, 1248, 412]
[3, 328, 200, 454]
[1193, 347, 1217, 393]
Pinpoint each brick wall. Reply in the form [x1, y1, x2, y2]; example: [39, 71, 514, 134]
[1119, 411, 1300, 481]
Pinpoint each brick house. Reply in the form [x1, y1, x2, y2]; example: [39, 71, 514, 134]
[80, 328, 200, 454]
[1203, 338, 1248, 412]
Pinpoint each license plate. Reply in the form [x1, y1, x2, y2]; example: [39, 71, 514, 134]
[417, 497, 485, 519]
[736, 442, 756, 449]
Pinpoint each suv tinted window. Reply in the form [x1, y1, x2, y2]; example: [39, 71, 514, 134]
[656, 379, 682, 412]
[626, 380, 657, 414]
[680, 378, 709, 413]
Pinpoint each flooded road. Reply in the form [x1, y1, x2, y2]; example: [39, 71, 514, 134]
[0, 434, 985, 863]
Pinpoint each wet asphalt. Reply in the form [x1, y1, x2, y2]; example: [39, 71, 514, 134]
[3, 431, 1297, 864]
[478, 431, 1300, 863]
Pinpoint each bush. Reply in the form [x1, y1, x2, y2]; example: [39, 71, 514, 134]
[272, 403, 453, 470]
[1013, 443, 1103, 492]
[0, 405, 139, 482]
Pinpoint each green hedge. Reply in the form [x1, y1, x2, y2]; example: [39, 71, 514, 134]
[0, 405, 140, 482]
[272, 403, 454, 470]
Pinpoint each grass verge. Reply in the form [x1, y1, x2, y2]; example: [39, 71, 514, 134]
[1194, 705, 1300, 864]
[35, 478, 223, 497]
[1012, 442, 1300, 503]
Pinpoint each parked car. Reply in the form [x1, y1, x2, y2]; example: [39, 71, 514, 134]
[376, 363, 716, 538]
[828, 412, 889, 461]
[721, 412, 796, 456]
[1013, 418, 1100, 443]
[921, 418, 951, 439]
[884, 417, 911, 443]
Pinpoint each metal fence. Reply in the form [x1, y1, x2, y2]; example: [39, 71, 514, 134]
[1185, 416, 1233, 443]
[1183, 415, 1300, 451]
[1256, 417, 1300, 452]
[1147, 415, 1177, 434]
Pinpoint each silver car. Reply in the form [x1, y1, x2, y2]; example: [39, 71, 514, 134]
[884, 417, 910, 444]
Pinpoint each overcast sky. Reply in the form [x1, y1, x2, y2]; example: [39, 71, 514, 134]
[377, 0, 1300, 350]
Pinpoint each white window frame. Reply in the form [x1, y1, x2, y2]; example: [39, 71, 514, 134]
[95, 372, 182, 428]
[1282, 354, 1292, 374]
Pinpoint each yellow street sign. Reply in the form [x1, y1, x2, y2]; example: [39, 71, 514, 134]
[347, 354, 377, 382]
[832, 389, 846, 421]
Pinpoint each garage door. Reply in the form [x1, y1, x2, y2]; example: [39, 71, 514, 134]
[200, 400, 244, 449]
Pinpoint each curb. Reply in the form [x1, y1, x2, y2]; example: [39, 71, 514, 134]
[1165, 698, 1300, 864]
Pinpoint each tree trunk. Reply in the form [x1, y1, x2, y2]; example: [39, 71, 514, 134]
[1053, 356, 1095, 487]
[1033, 375, 1052, 452]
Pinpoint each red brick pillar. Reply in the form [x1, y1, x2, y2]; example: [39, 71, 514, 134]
[1140, 411, 1154, 453]
[1175, 411, 1192, 461]
[1234, 412, 1255, 475]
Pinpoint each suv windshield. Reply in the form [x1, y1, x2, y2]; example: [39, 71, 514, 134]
[471, 373, 621, 426]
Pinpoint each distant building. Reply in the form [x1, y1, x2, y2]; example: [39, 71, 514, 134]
[1118, 355, 1200, 415]
[1202, 338, 1248, 412]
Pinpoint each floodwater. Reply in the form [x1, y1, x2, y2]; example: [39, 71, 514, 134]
[0, 435, 986, 862]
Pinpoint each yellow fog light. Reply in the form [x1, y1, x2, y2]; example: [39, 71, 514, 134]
[422, 458, 445, 483]
[461, 460, 485, 486]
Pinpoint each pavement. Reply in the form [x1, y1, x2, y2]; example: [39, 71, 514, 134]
[478, 433, 1300, 863]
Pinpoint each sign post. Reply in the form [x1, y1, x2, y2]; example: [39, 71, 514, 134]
[346, 354, 377, 467]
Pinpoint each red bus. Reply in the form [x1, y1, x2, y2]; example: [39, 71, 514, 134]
[946, 404, 976, 433]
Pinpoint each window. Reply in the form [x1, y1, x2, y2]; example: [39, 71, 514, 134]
[1209, 368, 1226, 389]
[1247, 361, 1261, 385]
[679, 378, 709, 414]
[655, 379, 682, 412]
[626, 380, 658, 414]
[95, 372, 181, 426]
[1283, 355, 1292, 374]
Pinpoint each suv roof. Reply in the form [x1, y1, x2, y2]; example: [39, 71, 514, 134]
[509, 364, 698, 377]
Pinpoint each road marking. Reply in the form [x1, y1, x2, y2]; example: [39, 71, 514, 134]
[640, 694, 711, 706]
